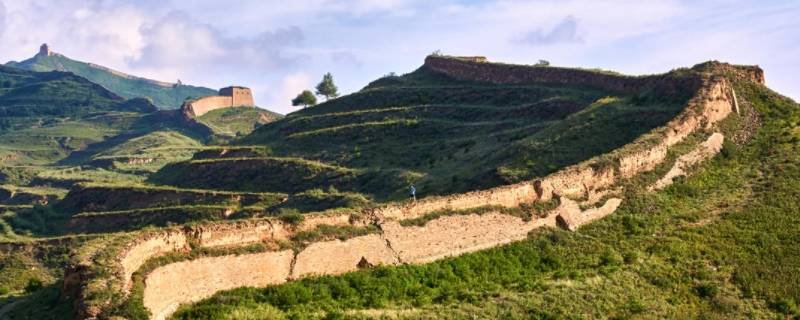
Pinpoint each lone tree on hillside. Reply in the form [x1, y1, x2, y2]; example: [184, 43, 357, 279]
[535, 59, 550, 67]
[315, 73, 339, 100]
[292, 90, 317, 108]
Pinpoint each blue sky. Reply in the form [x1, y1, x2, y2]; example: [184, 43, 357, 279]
[0, 0, 797, 114]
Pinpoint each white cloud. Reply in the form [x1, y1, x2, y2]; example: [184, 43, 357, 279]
[276, 72, 313, 111]
[516, 15, 583, 46]
[0, 1, 6, 38]
[0, 1, 147, 68]
[0, 0, 798, 115]
[131, 11, 306, 81]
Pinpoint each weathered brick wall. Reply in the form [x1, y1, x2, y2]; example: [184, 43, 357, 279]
[185, 96, 232, 117]
[183, 86, 255, 117]
[291, 234, 398, 278]
[119, 231, 188, 292]
[143, 250, 294, 320]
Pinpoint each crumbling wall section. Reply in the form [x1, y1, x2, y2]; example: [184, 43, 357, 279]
[291, 234, 398, 278]
[143, 250, 294, 320]
[382, 212, 557, 264]
[650, 133, 725, 190]
[119, 230, 189, 292]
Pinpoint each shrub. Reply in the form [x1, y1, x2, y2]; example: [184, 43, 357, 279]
[770, 298, 799, 315]
[277, 210, 304, 224]
[694, 282, 719, 299]
[24, 278, 43, 293]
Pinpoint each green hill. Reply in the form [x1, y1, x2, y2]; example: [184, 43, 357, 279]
[153, 59, 696, 201]
[195, 106, 283, 139]
[174, 76, 800, 320]
[0, 64, 159, 165]
[6, 45, 217, 109]
[4, 56, 799, 320]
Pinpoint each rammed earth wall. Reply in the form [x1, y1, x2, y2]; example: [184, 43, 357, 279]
[65, 57, 761, 320]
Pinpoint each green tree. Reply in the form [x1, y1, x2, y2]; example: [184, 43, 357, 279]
[292, 90, 317, 108]
[535, 59, 550, 67]
[315, 73, 339, 100]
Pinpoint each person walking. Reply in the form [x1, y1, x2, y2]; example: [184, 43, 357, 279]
[410, 185, 417, 201]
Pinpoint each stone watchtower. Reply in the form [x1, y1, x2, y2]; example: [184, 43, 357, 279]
[38, 43, 53, 57]
[219, 86, 255, 107]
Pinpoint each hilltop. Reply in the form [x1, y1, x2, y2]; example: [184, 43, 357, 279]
[6, 44, 217, 109]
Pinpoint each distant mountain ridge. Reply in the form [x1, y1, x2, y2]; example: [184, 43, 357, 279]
[6, 44, 217, 109]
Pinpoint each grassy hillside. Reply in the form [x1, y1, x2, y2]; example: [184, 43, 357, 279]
[195, 106, 282, 139]
[7, 50, 216, 109]
[154, 64, 694, 202]
[173, 77, 800, 319]
[0, 65, 161, 166]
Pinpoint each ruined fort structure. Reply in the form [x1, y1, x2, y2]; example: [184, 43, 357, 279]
[182, 86, 255, 117]
[63, 57, 764, 320]
[38, 43, 53, 57]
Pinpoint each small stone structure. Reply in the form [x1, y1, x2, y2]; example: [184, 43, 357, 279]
[39, 43, 53, 57]
[182, 86, 255, 117]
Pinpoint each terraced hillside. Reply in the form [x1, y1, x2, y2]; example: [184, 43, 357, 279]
[6, 45, 217, 109]
[153, 57, 701, 202]
[0, 62, 279, 233]
[171, 68, 799, 320]
[0, 61, 285, 317]
[2, 55, 794, 320]
[0, 64, 159, 166]
[195, 106, 283, 139]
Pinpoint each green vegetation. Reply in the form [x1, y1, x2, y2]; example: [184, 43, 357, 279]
[7, 51, 216, 109]
[315, 72, 339, 100]
[88, 130, 206, 173]
[292, 90, 318, 108]
[223, 65, 691, 201]
[1, 55, 791, 320]
[173, 82, 800, 319]
[196, 107, 282, 139]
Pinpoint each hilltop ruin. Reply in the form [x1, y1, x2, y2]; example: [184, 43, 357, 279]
[182, 86, 255, 117]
